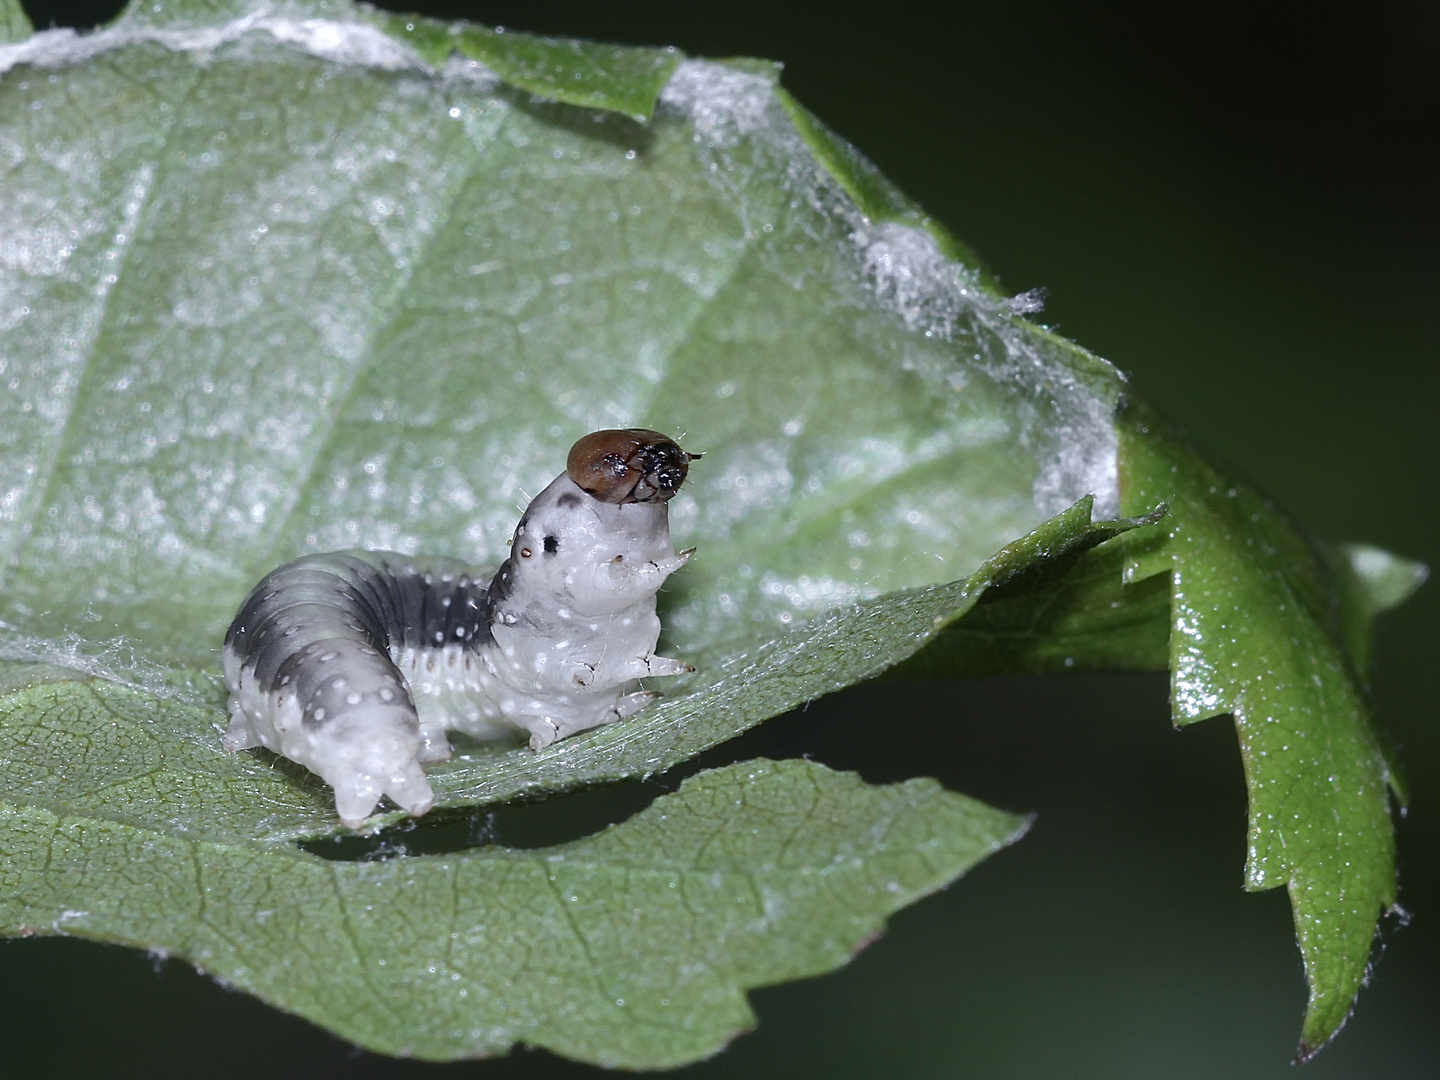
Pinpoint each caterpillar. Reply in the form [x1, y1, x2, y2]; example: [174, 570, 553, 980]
[221, 429, 698, 828]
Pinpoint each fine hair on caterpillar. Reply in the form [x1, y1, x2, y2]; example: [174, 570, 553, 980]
[221, 429, 698, 828]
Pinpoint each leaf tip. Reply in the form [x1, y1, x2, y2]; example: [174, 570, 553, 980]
[1344, 542, 1429, 615]
[1008, 810, 1037, 847]
[1294, 1005, 1350, 1065]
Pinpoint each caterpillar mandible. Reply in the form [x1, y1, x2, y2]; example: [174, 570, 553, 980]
[221, 429, 698, 827]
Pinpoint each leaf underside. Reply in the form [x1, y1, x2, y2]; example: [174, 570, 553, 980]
[0, 0, 1418, 1064]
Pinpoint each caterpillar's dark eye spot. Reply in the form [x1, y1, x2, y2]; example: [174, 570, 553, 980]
[520, 547, 533, 558]
[543, 535, 559, 554]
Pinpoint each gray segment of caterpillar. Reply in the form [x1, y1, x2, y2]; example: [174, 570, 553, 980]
[221, 473, 693, 829]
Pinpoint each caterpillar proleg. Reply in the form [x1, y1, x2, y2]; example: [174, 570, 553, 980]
[222, 429, 698, 827]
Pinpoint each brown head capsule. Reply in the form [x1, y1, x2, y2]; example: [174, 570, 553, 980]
[566, 428, 698, 504]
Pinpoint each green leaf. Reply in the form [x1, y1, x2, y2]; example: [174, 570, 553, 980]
[369, 8, 682, 122]
[888, 532, 1171, 679]
[0, 0, 1123, 676]
[776, 89, 993, 282]
[0, 0, 29, 45]
[0, 0, 1130, 1058]
[0, 756, 1026, 1067]
[1320, 540, 1428, 681]
[1118, 398, 1400, 1059]
[0, 0, 1419, 1064]
[1339, 543, 1427, 618]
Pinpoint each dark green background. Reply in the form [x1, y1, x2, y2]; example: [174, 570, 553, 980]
[4, 2, 1435, 1076]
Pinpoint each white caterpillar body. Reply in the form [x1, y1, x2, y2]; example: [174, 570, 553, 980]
[222, 430, 696, 827]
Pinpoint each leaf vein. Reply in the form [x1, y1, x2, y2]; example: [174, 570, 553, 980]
[5, 63, 204, 584]
[252, 101, 485, 572]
